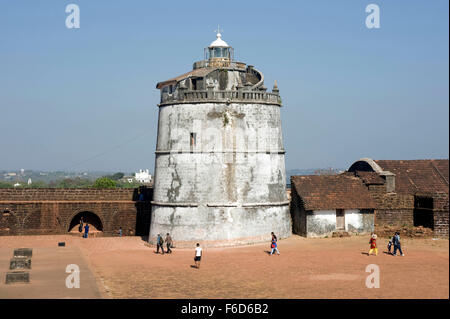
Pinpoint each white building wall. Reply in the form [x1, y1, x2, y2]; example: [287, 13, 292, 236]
[345, 210, 362, 231]
[345, 209, 374, 234]
[151, 101, 290, 244]
[135, 169, 152, 183]
[306, 209, 374, 237]
[306, 210, 337, 237]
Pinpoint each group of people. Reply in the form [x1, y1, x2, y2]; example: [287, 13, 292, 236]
[151, 231, 281, 269]
[154, 233, 203, 269]
[155, 233, 173, 255]
[78, 218, 90, 238]
[81, 222, 407, 261]
[368, 232, 405, 256]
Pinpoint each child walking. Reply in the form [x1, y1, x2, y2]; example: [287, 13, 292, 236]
[368, 234, 378, 256]
[387, 233, 395, 254]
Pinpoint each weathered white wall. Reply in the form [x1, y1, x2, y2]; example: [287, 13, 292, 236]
[306, 210, 336, 237]
[150, 102, 291, 245]
[153, 153, 286, 204]
[306, 209, 374, 237]
[345, 209, 374, 234]
[155, 103, 284, 153]
[150, 205, 291, 244]
[345, 210, 361, 231]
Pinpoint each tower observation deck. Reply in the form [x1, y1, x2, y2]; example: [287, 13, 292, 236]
[156, 31, 281, 106]
[150, 30, 291, 246]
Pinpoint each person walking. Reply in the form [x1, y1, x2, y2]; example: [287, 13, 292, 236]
[118, 227, 122, 237]
[194, 243, 202, 269]
[270, 232, 280, 256]
[78, 218, 83, 234]
[368, 234, 378, 256]
[83, 223, 90, 239]
[392, 232, 405, 256]
[156, 233, 165, 254]
[165, 233, 173, 254]
[138, 189, 144, 201]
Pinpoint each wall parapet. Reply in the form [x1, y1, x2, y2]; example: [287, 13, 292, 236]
[160, 89, 281, 106]
[0, 188, 151, 202]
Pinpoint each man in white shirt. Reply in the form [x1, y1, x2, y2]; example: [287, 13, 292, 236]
[194, 243, 202, 269]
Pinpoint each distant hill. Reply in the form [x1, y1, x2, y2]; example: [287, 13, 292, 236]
[0, 170, 119, 184]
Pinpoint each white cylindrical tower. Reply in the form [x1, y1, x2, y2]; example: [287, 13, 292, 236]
[150, 32, 291, 246]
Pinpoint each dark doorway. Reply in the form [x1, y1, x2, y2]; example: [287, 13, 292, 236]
[68, 211, 103, 233]
[336, 209, 345, 230]
[413, 196, 434, 229]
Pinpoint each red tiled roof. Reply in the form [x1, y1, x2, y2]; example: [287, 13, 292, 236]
[291, 175, 376, 211]
[432, 160, 449, 184]
[156, 68, 214, 89]
[375, 159, 449, 195]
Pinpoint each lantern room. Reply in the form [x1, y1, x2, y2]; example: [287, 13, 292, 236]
[204, 29, 234, 67]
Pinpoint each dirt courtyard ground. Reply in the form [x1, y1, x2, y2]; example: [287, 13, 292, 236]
[0, 234, 448, 299]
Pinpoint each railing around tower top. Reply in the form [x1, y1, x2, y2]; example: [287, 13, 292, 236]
[193, 60, 247, 70]
[160, 89, 281, 106]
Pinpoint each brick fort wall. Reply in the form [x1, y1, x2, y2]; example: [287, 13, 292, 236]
[0, 187, 152, 237]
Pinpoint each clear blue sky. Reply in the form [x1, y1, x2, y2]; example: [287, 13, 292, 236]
[0, 0, 448, 173]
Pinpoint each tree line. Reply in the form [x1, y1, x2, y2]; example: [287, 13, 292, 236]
[0, 172, 145, 189]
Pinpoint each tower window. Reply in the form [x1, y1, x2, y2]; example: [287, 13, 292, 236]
[190, 133, 196, 148]
[209, 47, 230, 59]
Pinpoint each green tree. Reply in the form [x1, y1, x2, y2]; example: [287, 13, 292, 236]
[115, 180, 141, 188]
[57, 177, 92, 188]
[111, 172, 125, 180]
[0, 181, 13, 188]
[92, 177, 116, 188]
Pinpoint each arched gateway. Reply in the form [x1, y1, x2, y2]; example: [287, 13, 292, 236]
[68, 211, 103, 233]
[0, 188, 152, 236]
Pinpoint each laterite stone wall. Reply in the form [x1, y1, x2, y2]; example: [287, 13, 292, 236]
[0, 188, 152, 237]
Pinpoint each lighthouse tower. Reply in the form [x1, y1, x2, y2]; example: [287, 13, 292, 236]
[150, 30, 291, 246]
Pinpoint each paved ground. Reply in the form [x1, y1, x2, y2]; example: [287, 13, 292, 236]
[0, 244, 101, 298]
[0, 234, 447, 299]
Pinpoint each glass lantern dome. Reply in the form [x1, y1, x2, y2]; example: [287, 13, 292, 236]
[204, 29, 234, 64]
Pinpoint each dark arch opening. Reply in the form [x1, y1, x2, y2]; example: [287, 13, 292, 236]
[414, 196, 434, 229]
[348, 161, 375, 172]
[68, 211, 103, 233]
